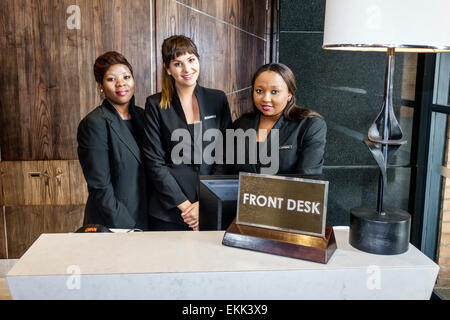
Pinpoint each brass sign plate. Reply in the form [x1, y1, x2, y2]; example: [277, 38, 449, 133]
[236, 173, 328, 237]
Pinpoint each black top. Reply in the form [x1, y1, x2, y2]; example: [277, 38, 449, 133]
[123, 119, 137, 142]
[77, 96, 149, 230]
[232, 111, 327, 175]
[186, 122, 195, 135]
[143, 84, 232, 226]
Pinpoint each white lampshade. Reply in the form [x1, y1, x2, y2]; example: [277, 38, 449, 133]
[323, 0, 450, 52]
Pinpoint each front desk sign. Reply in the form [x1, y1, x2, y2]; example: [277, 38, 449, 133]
[222, 173, 337, 264]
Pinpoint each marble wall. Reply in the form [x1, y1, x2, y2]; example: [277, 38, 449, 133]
[279, 0, 415, 226]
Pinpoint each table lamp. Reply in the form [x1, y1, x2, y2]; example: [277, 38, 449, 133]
[322, 0, 450, 254]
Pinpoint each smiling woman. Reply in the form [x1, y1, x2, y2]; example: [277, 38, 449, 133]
[232, 63, 327, 176]
[77, 51, 149, 230]
[143, 35, 232, 231]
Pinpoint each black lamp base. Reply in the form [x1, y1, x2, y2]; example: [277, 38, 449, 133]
[349, 207, 411, 255]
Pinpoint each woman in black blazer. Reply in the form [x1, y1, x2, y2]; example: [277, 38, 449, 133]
[77, 51, 149, 230]
[233, 63, 326, 175]
[143, 35, 232, 231]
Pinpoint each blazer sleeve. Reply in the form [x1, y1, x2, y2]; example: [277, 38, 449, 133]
[77, 116, 136, 228]
[142, 98, 190, 210]
[212, 92, 233, 175]
[295, 117, 327, 175]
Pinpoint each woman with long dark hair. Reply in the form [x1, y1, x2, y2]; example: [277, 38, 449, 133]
[77, 51, 149, 230]
[233, 63, 326, 175]
[143, 35, 232, 231]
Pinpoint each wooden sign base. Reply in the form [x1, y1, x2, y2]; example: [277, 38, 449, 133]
[222, 219, 337, 264]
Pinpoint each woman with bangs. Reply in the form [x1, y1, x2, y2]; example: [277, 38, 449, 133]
[143, 35, 232, 231]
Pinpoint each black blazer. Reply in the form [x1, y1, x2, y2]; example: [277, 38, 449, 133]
[143, 84, 232, 225]
[232, 112, 327, 175]
[77, 97, 149, 230]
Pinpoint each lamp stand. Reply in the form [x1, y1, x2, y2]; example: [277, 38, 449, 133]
[349, 48, 411, 255]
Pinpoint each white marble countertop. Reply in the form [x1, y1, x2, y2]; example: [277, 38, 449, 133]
[7, 227, 438, 277]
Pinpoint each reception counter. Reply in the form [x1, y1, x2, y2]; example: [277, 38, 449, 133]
[6, 227, 438, 300]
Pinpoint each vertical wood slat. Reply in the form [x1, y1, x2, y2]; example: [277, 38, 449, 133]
[0, 207, 6, 259]
[0, 163, 4, 206]
[53, 0, 80, 160]
[0, 161, 88, 206]
[5, 205, 85, 259]
[155, 0, 268, 118]
[78, 0, 97, 121]
[0, 0, 22, 159]
[0, 0, 154, 161]
[34, 0, 54, 160]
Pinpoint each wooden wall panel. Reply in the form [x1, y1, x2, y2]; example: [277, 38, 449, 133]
[0, 0, 22, 160]
[228, 89, 253, 122]
[0, 0, 155, 261]
[0, 163, 4, 206]
[5, 206, 45, 259]
[44, 206, 84, 234]
[177, 0, 267, 39]
[0, 161, 88, 206]
[1, 162, 46, 206]
[155, 0, 268, 117]
[5, 205, 85, 259]
[0, 0, 154, 161]
[0, 208, 6, 259]
[68, 160, 90, 205]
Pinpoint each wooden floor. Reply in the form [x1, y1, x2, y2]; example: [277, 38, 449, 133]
[0, 278, 11, 300]
[435, 288, 450, 300]
[0, 260, 17, 300]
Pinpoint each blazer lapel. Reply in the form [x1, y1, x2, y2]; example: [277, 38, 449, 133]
[171, 84, 205, 127]
[194, 85, 206, 129]
[172, 84, 204, 147]
[270, 114, 285, 135]
[102, 98, 142, 164]
[270, 114, 286, 147]
[254, 112, 285, 172]
[172, 91, 189, 129]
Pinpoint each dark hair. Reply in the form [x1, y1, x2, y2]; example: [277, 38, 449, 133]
[251, 63, 323, 120]
[160, 35, 200, 109]
[93, 51, 134, 84]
